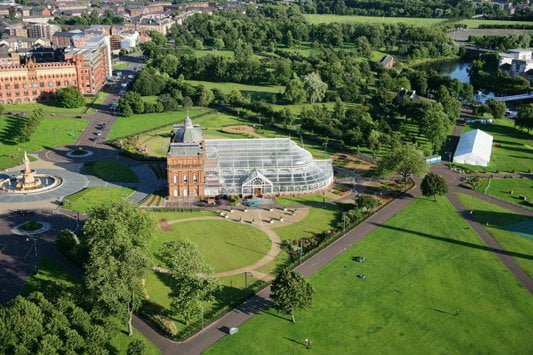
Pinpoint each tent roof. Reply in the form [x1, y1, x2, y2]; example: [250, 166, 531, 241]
[454, 129, 493, 163]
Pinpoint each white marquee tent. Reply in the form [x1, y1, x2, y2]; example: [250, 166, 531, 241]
[453, 129, 493, 167]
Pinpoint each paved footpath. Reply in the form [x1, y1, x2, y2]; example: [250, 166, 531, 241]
[133, 188, 421, 354]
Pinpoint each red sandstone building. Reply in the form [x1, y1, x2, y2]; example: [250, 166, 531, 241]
[0, 36, 111, 104]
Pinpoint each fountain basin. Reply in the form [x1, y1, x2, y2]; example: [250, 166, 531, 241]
[0, 174, 63, 194]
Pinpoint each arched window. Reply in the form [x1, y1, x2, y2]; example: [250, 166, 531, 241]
[183, 174, 188, 183]
[173, 175, 177, 184]
[183, 188, 189, 197]
[173, 189, 178, 197]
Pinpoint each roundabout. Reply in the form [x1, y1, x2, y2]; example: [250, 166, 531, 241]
[11, 221, 52, 236]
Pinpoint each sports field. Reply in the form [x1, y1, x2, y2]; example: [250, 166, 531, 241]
[304, 15, 532, 29]
[207, 197, 533, 353]
[304, 14, 444, 26]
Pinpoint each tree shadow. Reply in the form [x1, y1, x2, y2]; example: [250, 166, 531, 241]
[370, 222, 533, 260]
[0, 115, 24, 145]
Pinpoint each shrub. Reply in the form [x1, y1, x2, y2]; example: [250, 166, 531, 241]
[56, 229, 80, 259]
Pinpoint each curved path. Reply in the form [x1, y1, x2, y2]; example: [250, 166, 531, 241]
[159, 216, 282, 281]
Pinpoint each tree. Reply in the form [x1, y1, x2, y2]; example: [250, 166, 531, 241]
[379, 145, 428, 186]
[56, 229, 80, 260]
[227, 89, 245, 105]
[0, 103, 4, 115]
[303, 72, 328, 104]
[355, 194, 379, 211]
[83, 201, 154, 336]
[57, 87, 85, 108]
[421, 173, 448, 201]
[284, 77, 306, 104]
[270, 270, 314, 323]
[183, 96, 193, 108]
[159, 240, 218, 325]
[127, 339, 146, 355]
[421, 103, 451, 152]
[149, 30, 167, 46]
[515, 104, 533, 132]
[214, 38, 225, 50]
[18, 108, 43, 143]
[487, 99, 506, 119]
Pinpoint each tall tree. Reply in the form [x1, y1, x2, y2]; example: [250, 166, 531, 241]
[379, 144, 428, 186]
[57, 87, 85, 108]
[421, 173, 448, 201]
[270, 270, 314, 323]
[486, 99, 506, 119]
[159, 240, 218, 325]
[515, 104, 533, 133]
[421, 103, 451, 152]
[284, 77, 306, 104]
[303, 72, 328, 104]
[83, 201, 154, 336]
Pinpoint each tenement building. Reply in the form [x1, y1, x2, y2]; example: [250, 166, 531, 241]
[167, 117, 334, 201]
[0, 35, 111, 104]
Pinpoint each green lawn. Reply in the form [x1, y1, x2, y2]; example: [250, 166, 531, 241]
[112, 62, 128, 71]
[273, 195, 340, 241]
[150, 220, 272, 273]
[477, 178, 532, 210]
[0, 116, 88, 169]
[185, 80, 284, 96]
[459, 120, 532, 173]
[457, 19, 533, 28]
[304, 14, 445, 26]
[62, 187, 134, 213]
[108, 108, 210, 138]
[151, 210, 215, 222]
[2, 102, 88, 115]
[207, 197, 533, 354]
[83, 159, 138, 183]
[274, 204, 341, 241]
[456, 193, 533, 277]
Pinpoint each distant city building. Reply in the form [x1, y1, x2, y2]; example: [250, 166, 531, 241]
[0, 34, 111, 104]
[27, 22, 61, 40]
[499, 48, 533, 79]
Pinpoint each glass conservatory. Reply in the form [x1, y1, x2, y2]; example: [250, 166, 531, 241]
[203, 138, 333, 197]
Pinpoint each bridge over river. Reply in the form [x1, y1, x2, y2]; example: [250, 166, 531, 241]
[476, 92, 533, 104]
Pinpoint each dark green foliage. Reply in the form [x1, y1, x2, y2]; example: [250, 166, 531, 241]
[355, 194, 379, 211]
[379, 145, 428, 183]
[515, 104, 533, 133]
[421, 173, 449, 200]
[17, 108, 44, 143]
[486, 99, 506, 119]
[0, 292, 111, 354]
[57, 87, 85, 108]
[127, 339, 147, 355]
[270, 270, 314, 323]
[56, 229, 80, 260]
[83, 201, 155, 336]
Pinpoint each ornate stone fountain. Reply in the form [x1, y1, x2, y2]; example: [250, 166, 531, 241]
[0, 152, 62, 194]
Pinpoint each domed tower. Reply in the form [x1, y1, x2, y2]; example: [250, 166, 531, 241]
[166, 115, 205, 202]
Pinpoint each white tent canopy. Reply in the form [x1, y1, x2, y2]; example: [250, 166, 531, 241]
[453, 129, 493, 167]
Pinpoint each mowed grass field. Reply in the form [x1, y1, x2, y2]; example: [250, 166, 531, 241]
[108, 108, 210, 138]
[185, 80, 284, 96]
[460, 120, 532, 173]
[149, 219, 272, 273]
[0, 116, 88, 169]
[304, 14, 445, 26]
[83, 159, 138, 183]
[456, 193, 533, 277]
[304, 14, 532, 29]
[22, 258, 159, 355]
[477, 178, 533, 210]
[2, 92, 108, 116]
[207, 197, 533, 354]
[62, 187, 134, 213]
